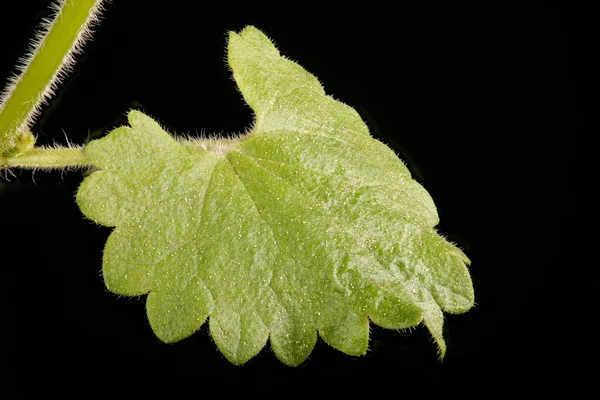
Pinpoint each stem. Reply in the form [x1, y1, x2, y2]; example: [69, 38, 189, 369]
[0, 138, 247, 171]
[0, 147, 90, 170]
[0, 0, 107, 154]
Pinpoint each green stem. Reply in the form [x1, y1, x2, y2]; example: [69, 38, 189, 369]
[0, 138, 248, 171]
[0, 0, 106, 154]
[1, 147, 90, 170]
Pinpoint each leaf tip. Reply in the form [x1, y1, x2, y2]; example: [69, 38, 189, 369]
[127, 109, 148, 126]
[228, 25, 280, 57]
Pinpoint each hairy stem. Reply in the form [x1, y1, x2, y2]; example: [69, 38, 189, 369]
[1, 147, 90, 170]
[0, 0, 107, 154]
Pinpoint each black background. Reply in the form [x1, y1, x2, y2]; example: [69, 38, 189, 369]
[1, 1, 587, 387]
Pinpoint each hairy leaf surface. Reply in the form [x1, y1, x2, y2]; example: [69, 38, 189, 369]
[76, 26, 474, 366]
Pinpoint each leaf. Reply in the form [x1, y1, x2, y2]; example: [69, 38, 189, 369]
[76, 26, 474, 366]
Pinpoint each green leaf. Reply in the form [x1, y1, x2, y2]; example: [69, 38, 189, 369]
[76, 26, 474, 366]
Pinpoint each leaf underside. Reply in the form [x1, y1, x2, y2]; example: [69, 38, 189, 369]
[76, 26, 474, 366]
